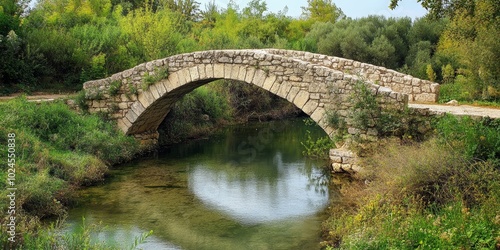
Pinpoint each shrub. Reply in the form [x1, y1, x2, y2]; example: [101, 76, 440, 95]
[301, 118, 335, 159]
[435, 115, 500, 161]
[108, 80, 121, 96]
[74, 90, 89, 112]
[142, 66, 169, 90]
[439, 75, 481, 103]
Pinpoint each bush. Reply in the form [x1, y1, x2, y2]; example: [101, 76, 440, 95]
[439, 75, 480, 103]
[436, 115, 500, 161]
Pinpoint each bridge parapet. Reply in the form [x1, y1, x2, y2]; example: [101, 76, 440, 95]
[83, 49, 411, 147]
[263, 49, 439, 103]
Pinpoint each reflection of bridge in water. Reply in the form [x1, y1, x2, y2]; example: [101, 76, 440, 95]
[83, 49, 439, 145]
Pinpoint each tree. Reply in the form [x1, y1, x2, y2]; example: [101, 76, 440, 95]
[242, 0, 266, 19]
[389, 0, 476, 18]
[0, 0, 37, 93]
[301, 0, 344, 23]
[436, 0, 500, 98]
[162, 0, 201, 21]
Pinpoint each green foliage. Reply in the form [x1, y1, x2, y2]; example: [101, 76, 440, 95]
[0, 98, 139, 230]
[81, 53, 107, 82]
[442, 63, 455, 83]
[301, 0, 344, 23]
[308, 16, 413, 70]
[75, 90, 89, 111]
[426, 64, 436, 82]
[322, 139, 500, 249]
[435, 114, 500, 161]
[436, 0, 500, 100]
[127, 83, 138, 95]
[17, 217, 153, 249]
[108, 80, 121, 96]
[438, 75, 479, 102]
[142, 66, 169, 90]
[301, 123, 335, 159]
[158, 83, 232, 144]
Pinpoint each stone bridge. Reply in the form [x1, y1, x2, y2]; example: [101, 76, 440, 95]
[83, 49, 439, 146]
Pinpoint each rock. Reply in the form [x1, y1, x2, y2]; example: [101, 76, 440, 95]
[446, 100, 459, 106]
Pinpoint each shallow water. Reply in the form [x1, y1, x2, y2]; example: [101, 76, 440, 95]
[66, 118, 333, 249]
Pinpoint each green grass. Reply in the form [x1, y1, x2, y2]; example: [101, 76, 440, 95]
[321, 115, 500, 249]
[0, 97, 140, 247]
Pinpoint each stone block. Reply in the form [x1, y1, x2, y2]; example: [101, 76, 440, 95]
[125, 109, 139, 124]
[130, 101, 146, 116]
[237, 65, 247, 80]
[213, 64, 225, 78]
[117, 119, 130, 133]
[205, 64, 214, 78]
[330, 148, 355, 158]
[414, 93, 437, 103]
[224, 64, 233, 79]
[310, 107, 325, 124]
[277, 81, 292, 99]
[259, 72, 274, 90]
[155, 80, 167, 96]
[332, 163, 343, 172]
[245, 67, 256, 83]
[286, 87, 300, 103]
[293, 90, 310, 109]
[189, 66, 200, 81]
[138, 90, 155, 108]
[250, 69, 268, 88]
[149, 84, 160, 99]
[302, 99, 319, 115]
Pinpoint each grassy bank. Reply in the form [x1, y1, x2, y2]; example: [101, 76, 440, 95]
[0, 97, 141, 248]
[321, 115, 500, 249]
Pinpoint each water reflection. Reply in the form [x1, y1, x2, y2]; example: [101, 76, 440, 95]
[66, 118, 333, 250]
[190, 153, 329, 224]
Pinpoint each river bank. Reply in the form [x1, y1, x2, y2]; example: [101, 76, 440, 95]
[0, 97, 143, 248]
[320, 115, 500, 249]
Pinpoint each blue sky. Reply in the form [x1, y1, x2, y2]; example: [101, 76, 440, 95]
[197, 0, 427, 20]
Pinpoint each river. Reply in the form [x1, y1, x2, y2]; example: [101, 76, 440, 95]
[65, 118, 333, 249]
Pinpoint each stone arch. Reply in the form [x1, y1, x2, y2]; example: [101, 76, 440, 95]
[121, 62, 330, 139]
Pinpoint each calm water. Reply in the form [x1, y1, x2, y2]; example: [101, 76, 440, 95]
[65, 118, 333, 249]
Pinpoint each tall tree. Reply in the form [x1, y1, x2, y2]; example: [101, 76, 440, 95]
[301, 0, 344, 23]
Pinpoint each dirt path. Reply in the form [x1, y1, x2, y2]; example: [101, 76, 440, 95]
[409, 103, 500, 119]
[0, 93, 74, 102]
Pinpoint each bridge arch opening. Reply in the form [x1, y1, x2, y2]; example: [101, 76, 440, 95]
[123, 62, 331, 143]
[157, 79, 305, 144]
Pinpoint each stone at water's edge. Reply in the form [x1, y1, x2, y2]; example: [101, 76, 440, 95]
[330, 148, 362, 173]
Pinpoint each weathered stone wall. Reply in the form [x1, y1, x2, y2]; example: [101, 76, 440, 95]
[263, 49, 440, 103]
[83, 49, 414, 146]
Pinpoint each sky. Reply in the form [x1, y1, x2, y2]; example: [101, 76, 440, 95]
[196, 0, 428, 20]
